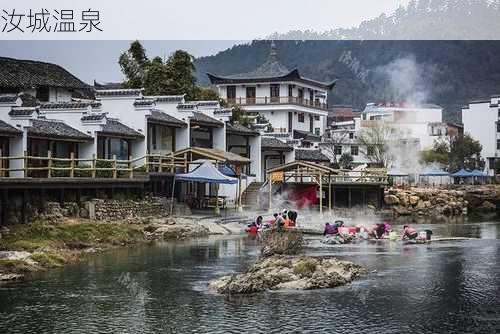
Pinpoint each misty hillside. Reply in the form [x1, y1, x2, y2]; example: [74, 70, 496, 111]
[195, 0, 500, 123]
[195, 40, 500, 123]
[267, 0, 500, 40]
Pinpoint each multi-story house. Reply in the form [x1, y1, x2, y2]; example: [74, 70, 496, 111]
[462, 95, 500, 175]
[207, 42, 336, 178]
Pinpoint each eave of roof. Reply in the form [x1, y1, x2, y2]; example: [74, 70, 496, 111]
[27, 119, 93, 142]
[0, 119, 22, 137]
[147, 110, 187, 128]
[261, 137, 293, 151]
[98, 119, 144, 139]
[190, 112, 224, 128]
[0, 56, 89, 89]
[226, 122, 259, 136]
[295, 149, 330, 162]
[207, 70, 337, 90]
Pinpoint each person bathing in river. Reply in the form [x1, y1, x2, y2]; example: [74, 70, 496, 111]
[255, 216, 263, 229]
[323, 223, 338, 236]
[402, 225, 418, 240]
[374, 223, 386, 239]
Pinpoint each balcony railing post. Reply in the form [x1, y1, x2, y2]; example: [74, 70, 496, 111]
[47, 150, 52, 178]
[23, 150, 28, 178]
[145, 154, 149, 173]
[91, 154, 96, 178]
[0, 149, 3, 178]
[69, 152, 75, 178]
[129, 155, 133, 179]
[159, 155, 163, 173]
[112, 154, 117, 179]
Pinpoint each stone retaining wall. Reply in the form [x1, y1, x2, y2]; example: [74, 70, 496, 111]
[384, 185, 500, 219]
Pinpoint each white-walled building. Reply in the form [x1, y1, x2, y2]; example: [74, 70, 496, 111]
[462, 96, 500, 174]
[207, 42, 335, 179]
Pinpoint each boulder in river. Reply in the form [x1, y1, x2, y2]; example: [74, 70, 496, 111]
[209, 255, 362, 294]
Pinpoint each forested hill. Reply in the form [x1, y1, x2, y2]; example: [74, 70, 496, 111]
[195, 40, 500, 122]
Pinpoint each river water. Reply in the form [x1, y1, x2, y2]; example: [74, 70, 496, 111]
[1, 221, 500, 333]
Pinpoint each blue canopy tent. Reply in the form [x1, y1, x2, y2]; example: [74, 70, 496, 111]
[172, 161, 237, 215]
[452, 169, 473, 178]
[419, 167, 450, 185]
[470, 169, 489, 184]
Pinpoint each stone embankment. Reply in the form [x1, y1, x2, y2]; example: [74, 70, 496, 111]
[209, 255, 362, 294]
[384, 185, 500, 218]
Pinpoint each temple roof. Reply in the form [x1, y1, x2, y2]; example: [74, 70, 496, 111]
[207, 42, 336, 90]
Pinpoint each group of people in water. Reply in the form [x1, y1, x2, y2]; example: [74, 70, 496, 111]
[246, 209, 298, 234]
[323, 221, 431, 242]
[246, 209, 432, 243]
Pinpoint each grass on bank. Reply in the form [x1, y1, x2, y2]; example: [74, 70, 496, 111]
[1, 221, 146, 253]
[0, 221, 148, 275]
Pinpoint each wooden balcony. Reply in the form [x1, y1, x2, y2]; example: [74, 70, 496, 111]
[226, 96, 328, 111]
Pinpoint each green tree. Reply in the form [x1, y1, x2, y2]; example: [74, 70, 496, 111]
[339, 153, 354, 169]
[422, 133, 483, 171]
[192, 86, 220, 101]
[143, 57, 171, 96]
[119, 40, 148, 88]
[165, 50, 197, 99]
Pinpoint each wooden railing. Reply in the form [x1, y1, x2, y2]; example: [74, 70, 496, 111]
[0, 150, 191, 179]
[226, 96, 328, 111]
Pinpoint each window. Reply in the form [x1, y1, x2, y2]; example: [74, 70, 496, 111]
[298, 113, 305, 123]
[270, 84, 280, 100]
[498, 110, 500, 118]
[314, 115, 320, 121]
[334, 145, 342, 155]
[245, 87, 256, 105]
[288, 85, 293, 97]
[151, 125, 157, 149]
[367, 146, 375, 156]
[315, 128, 320, 136]
[349, 132, 354, 139]
[497, 122, 500, 133]
[497, 139, 500, 150]
[36, 87, 50, 102]
[351, 145, 359, 156]
[227, 86, 236, 100]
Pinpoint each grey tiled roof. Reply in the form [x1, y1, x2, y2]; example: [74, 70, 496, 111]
[93, 81, 125, 90]
[226, 122, 259, 136]
[39, 101, 92, 110]
[100, 119, 144, 138]
[0, 119, 22, 137]
[0, 95, 19, 103]
[147, 109, 186, 127]
[293, 129, 321, 142]
[28, 119, 93, 141]
[177, 103, 197, 110]
[195, 101, 220, 108]
[261, 137, 293, 151]
[18, 93, 38, 107]
[81, 114, 106, 121]
[152, 95, 184, 103]
[190, 112, 224, 127]
[9, 107, 38, 117]
[133, 99, 156, 107]
[295, 149, 330, 162]
[0, 57, 89, 89]
[95, 89, 143, 97]
[90, 101, 102, 109]
[207, 43, 336, 90]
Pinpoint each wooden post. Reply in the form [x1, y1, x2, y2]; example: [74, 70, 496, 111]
[348, 188, 352, 209]
[145, 154, 149, 173]
[268, 176, 272, 212]
[23, 150, 28, 178]
[112, 154, 117, 178]
[159, 155, 163, 173]
[47, 150, 52, 178]
[129, 155, 133, 179]
[91, 154, 96, 178]
[319, 172, 323, 215]
[0, 148, 3, 178]
[328, 179, 332, 213]
[69, 152, 75, 178]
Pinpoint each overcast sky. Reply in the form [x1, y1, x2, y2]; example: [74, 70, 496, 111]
[0, 0, 410, 83]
